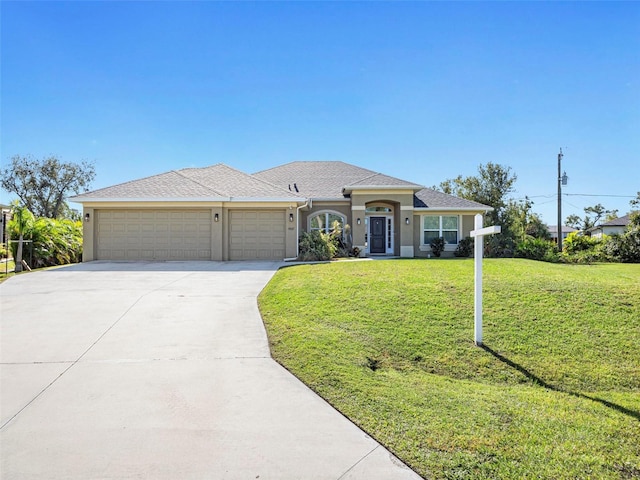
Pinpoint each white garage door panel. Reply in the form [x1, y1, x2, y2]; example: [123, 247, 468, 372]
[96, 210, 211, 261]
[229, 211, 286, 260]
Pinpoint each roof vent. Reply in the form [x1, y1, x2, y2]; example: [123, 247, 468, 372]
[294, 183, 299, 192]
[288, 184, 291, 191]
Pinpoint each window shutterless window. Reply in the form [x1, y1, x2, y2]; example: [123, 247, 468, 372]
[422, 215, 459, 245]
[310, 212, 345, 234]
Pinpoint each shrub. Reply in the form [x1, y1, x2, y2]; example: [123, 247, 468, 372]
[515, 238, 558, 262]
[298, 231, 336, 261]
[560, 232, 608, 263]
[453, 237, 474, 257]
[605, 231, 640, 263]
[563, 231, 600, 254]
[485, 234, 516, 258]
[429, 237, 445, 257]
[9, 214, 83, 269]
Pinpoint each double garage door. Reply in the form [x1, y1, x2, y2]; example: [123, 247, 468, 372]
[95, 209, 286, 261]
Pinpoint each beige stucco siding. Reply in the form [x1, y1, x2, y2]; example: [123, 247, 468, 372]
[302, 202, 352, 231]
[83, 203, 297, 262]
[413, 213, 482, 258]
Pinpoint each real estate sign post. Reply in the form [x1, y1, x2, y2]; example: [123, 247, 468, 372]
[470, 214, 501, 346]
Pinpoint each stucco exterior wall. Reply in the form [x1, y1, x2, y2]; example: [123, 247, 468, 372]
[413, 213, 482, 258]
[82, 207, 95, 262]
[301, 202, 352, 231]
[83, 202, 296, 262]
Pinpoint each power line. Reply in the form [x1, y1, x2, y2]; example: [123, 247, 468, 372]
[515, 193, 636, 200]
[564, 193, 636, 198]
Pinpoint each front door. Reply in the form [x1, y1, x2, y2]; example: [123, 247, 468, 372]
[370, 217, 386, 254]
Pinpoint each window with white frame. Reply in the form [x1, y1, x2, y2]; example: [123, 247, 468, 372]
[423, 215, 459, 245]
[310, 212, 345, 234]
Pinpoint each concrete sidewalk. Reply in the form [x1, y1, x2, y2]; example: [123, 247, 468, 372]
[0, 261, 421, 479]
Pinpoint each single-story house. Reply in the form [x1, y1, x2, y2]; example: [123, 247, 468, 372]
[548, 225, 578, 244]
[71, 161, 492, 262]
[589, 214, 633, 239]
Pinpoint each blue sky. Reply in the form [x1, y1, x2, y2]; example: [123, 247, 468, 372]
[1, 1, 638, 224]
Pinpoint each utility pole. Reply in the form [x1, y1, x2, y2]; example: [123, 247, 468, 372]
[557, 149, 567, 252]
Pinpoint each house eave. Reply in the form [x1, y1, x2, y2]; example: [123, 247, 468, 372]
[308, 197, 351, 202]
[70, 196, 232, 203]
[229, 197, 306, 202]
[71, 196, 306, 204]
[342, 185, 424, 195]
[413, 207, 494, 212]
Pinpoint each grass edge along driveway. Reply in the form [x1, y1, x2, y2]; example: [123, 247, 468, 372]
[258, 259, 640, 480]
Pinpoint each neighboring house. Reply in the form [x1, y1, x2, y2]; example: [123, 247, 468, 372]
[71, 161, 491, 262]
[590, 214, 632, 239]
[548, 225, 577, 244]
[1, 204, 12, 246]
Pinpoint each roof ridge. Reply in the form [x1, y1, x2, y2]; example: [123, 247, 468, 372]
[246, 171, 301, 197]
[253, 160, 355, 175]
[203, 163, 298, 197]
[72, 169, 183, 197]
[172, 168, 227, 196]
[351, 171, 380, 184]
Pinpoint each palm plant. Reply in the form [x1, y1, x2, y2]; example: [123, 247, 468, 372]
[9, 202, 34, 272]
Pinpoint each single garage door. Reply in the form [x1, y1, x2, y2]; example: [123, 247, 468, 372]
[229, 210, 286, 260]
[96, 209, 212, 260]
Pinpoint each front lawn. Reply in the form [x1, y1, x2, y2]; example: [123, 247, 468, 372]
[258, 259, 640, 479]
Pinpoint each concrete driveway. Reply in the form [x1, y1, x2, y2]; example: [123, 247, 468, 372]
[0, 262, 420, 479]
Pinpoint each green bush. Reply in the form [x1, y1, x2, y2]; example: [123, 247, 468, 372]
[453, 237, 474, 257]
[485, 234, 516, 258]
[605, 231, 640, 263]
[515, 237, 558, 262]
[429, 237, 445, 257]
[560, 232, 608, 264]
[9, 214, 83, 268]
[298, 231, 336, 261]
[562, 231, 600, 254]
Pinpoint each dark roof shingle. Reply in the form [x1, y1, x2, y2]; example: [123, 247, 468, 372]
[413, 188, 492, 210]
[253, 161, 420, 198]
[74, 164, 298, 200]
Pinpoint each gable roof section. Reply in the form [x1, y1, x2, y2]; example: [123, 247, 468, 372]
[178, 164, 298, 199]
[414, 188, 492, 210]
[253, 161, 421, 198]
[598, 214, 630, 227]
[73, 163, 299, 202]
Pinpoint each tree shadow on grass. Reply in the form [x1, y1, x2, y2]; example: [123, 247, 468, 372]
[480, 344, 640, 422]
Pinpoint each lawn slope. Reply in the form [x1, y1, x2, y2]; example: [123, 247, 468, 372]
[258, 259, 640, 479]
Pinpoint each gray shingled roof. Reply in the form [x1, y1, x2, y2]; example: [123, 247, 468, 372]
[253, 161, 420, 198]
[413, 188, 492, 210]
[178, 164, 298, 198]
[73, 160, 493, 210]
[73, 164, 298, 200]
[547, 225, 578, 235]
[599, 214, 631, 227]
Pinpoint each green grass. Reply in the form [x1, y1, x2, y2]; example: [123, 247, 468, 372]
[258, 259, 640, 479]
[0, 260, 15, 282]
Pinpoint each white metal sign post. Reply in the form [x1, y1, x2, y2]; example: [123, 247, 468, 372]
[470, 214, 501, 346]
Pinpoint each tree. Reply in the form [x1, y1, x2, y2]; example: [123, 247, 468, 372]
[436, 163, 517, 226]
[9, 202, 34, 272]
[436, 163, 518, 257]
[565, 203, 618, 232]
[1, 155, 95, 219]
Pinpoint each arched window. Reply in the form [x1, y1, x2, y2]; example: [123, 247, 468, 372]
[309, 211, 345, 234]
